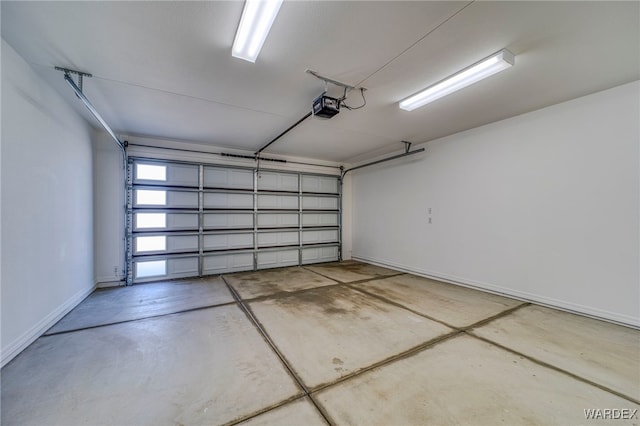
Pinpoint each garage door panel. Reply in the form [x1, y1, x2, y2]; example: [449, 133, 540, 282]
[167, 191, 199, 208]
[134, 212, 198, 232]
[166, 235, 199, 252]
[301, 246, 339, 264]
[202, 253, 254, 274]
[134, 234, 199, 255]
[257, 249, 299, 269]
[204, 192, 253, 209]
[257, 171, 299, 192]
[134, 162, 199, 187]
[204, 166, 253, 189]
[203, 213, 254, 230]
[301, 175, 338, 194]
[302, 213, 339, 227]
[257, 231, 299, 248]
[134, 189, 199, 208]
[257, 213, 299, 228]
[302, 229, 339, 244]
[302, 196, 339, 210]
[203, 233, 254, 251]
[257, 194, 298, 210]
[133, 256, 199, 281]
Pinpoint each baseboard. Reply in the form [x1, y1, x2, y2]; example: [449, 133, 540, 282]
[1, 284, 96, 368]
[353, 255, 640, 329]
[96, 279, 125, 288]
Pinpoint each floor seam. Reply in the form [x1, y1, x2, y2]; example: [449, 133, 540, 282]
[223, 394, 307, 426]
[221, 276, 336, 426]
[348, 284, 531, 333]
[309, 330, 463, 394]
[466, 331, 640, 405]
[301, 265, 405, 286]
[42, 300, 239, 337]
[238, 281, 346, 304]
[232, 271, 406, 305]
[459, 302, 531, 331]
[346, 284, 460, 330]
[300, 266, 343, 283]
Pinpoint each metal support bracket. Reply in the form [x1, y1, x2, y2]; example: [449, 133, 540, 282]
[402, 140, 412, 153]
[306, 69, 357, 91]
[54, 67, 92, 94]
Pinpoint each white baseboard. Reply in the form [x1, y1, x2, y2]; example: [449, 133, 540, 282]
[353, 255, 640, 329]
[96, 279, 125, 288]
[1, 284, 96, 368]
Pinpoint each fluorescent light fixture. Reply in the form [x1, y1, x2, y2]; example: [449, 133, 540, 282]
[399, 49, 515, 111]
[232, 0, 283, 63]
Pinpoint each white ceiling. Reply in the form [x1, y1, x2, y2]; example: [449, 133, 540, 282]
[2, 1, 638, 163]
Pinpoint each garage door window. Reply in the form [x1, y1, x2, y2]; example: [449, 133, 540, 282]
[136, 164, 166, 181]
[136, 189, 166, 205]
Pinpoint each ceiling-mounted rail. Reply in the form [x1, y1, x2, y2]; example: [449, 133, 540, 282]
[57, 67, 125, 155]
[341, 142, 425, 179]
[255, 111, 312, 157]
[255, 70, 366, 157]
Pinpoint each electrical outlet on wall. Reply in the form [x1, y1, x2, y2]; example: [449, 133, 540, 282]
[113, 266, 119, 277]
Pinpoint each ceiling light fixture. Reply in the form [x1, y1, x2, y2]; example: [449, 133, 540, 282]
[399, 49, 515, 111]
[232, 0, 283, 63]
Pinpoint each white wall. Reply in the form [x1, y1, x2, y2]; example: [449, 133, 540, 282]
[93, 131, 125, 286]
[352, 81, 639, 327]
[93, 134, 347, 284]
[1, 39, 95, 366]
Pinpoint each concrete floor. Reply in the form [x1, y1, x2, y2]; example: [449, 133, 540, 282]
[2, 260, 639, 425]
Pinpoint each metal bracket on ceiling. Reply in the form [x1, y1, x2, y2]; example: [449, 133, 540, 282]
[305, 69, 365, 92]
[54, 67, 92, 94]
[402, 140, 412, 153]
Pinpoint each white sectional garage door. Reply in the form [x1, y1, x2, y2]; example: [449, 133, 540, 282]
[126, 158, 341, 284]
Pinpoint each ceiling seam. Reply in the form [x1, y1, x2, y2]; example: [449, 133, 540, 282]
[353, 0, 476, 89]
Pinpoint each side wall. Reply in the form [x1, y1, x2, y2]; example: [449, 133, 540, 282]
[93, 131, 125, 286]
[1, 40, 95, 366]
[352, 81, 639, 327]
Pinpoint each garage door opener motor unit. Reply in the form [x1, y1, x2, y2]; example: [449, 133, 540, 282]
[313, 94, 340, 118]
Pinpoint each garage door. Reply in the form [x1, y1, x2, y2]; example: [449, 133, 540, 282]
[126, 158, 341, 284]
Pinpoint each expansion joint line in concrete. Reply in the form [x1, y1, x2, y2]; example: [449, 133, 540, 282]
[240, 281, 346, 304]
[344, 284, 457, 329]
[307, 329, 463, 395]
[459, 302, 531, 331]
[41, 300, 238, 337]
[346, 283, 531, 332]
[221, 276, 336, 426]
[300, 265, 406, 286]
[466, 332, 640, 405]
